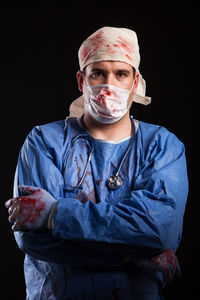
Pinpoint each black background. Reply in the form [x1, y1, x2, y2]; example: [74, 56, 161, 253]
[1, 1, 198, 299]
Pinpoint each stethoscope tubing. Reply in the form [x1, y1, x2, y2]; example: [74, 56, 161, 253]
[64, 116, 136, 191]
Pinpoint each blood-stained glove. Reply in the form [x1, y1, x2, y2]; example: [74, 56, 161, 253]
[124, 249, 181, 286]
[5, 185, 57, 231]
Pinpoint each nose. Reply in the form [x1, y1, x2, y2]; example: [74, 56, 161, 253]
[104, 73, 115, 86]
[100, 86, 112, 96]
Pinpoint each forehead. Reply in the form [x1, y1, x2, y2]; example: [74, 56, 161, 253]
[85, 60, 133, 72]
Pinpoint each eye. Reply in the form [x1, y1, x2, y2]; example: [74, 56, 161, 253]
[90, 70, 104, 79]
[117, 71, 128, 78]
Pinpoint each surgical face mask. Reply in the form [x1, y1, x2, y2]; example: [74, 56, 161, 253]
[83, 82, 134, 124]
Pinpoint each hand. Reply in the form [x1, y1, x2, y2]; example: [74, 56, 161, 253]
[5, 185, 56, 231]
[124, 249, 180, 285]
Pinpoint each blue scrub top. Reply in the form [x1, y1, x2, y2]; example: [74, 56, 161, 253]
[14, 117, 188, 300]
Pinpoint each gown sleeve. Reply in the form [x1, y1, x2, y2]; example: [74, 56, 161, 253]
[14, 123, 188, 267]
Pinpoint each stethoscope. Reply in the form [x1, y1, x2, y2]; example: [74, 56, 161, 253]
[64, 116, 136, 190]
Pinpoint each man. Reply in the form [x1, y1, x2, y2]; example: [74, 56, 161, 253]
[6, 27, 188, 299]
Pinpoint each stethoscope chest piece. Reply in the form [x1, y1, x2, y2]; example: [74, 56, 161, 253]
[107, 175, 123, 190]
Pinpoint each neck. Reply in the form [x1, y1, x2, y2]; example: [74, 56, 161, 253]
[83, 111, 132, 141]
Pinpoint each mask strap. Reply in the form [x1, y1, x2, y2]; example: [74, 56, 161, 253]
[127, 99, 133, 110]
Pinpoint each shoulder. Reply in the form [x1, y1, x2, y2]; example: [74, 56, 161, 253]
[33, 120, 66, 136]
[27, 120, 65, 139]
[136, 120, 185, 161]
[23, 120, 66, 152]
[137, 120, 183, 145]
[25, 118, 83, 150]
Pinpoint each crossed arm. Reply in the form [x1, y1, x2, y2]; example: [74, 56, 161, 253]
[5, 125, 188, 277]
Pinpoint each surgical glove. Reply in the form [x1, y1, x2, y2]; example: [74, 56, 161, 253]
[124, 249, 180, 286]
[5, 185, 57, 231]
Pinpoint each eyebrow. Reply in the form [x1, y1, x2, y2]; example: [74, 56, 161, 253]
[90, 68, 104, 73]
[116, 69, 131, 74]
[90, 68, 131, 74]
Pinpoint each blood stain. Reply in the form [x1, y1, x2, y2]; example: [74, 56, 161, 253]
[125, 54, 133, 61]
[76, 190, 88, 204]
[80, 30, 105, 62]
[20, 197, 45, 224]
[117, 36, 132, 54]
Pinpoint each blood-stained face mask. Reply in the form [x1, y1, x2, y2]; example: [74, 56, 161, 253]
[83, 82, 134, 124]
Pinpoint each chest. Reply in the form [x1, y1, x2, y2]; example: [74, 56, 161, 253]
[62, 138, 139, 205]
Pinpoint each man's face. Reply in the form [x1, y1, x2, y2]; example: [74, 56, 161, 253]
[77, 60, 139, 105]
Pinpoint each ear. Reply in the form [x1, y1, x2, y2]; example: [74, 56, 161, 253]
[133, 72, 139, 94]
[76, 70, 84, 92]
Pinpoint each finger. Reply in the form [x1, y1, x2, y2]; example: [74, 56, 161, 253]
[12, 218, 23, 231]
[8, 206, 20, 224]
[5, 197, 21, 208]
[19, 185, 40, 194]
[8, 201, 20, 215]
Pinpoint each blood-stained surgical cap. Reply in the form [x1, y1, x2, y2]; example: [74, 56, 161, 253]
[69, 27, 151, 117]
[78, 26, 151, 105]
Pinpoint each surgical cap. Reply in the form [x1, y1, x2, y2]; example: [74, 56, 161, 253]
[78, 26, 151, 105]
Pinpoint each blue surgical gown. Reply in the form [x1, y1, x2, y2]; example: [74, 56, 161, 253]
[13, 117, 188, 300]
